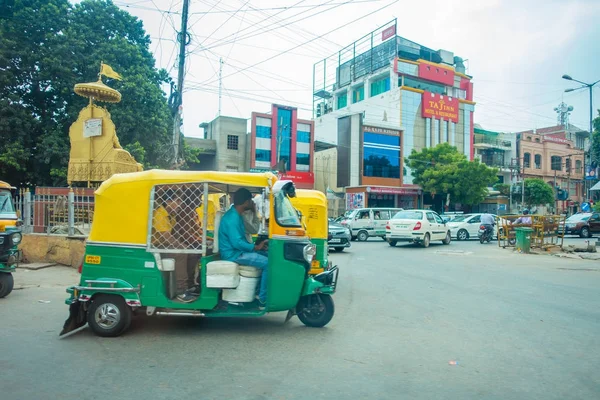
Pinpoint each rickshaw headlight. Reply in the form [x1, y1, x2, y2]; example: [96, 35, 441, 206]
[11, 232, 22, 245]
[303, 243, 316, 264]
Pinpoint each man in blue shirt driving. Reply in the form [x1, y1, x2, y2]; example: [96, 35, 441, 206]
[219, 188, 268, 307]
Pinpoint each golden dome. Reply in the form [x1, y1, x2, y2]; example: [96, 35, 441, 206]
[74, 80, 121, 103]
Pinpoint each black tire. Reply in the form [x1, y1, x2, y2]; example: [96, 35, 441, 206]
[87, 294, 132, 337]
[457, 229, 469, 241]
[388, 240, 397, 247]
[0, 273, 14, 298]
[297, 294, 335, 328]
[381, 236, 387, 241]
[357, 230, 369, 242]
[334, 247, 344, 252]
[480, 235, 485, 244]
[422, 233, 430, 248]
[580, 227, 591, 238]
[442, 232, 451, 245]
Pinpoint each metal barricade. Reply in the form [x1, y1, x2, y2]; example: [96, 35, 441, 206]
[497, 214, 565, 249]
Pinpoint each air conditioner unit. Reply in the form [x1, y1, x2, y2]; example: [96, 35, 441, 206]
[317, 102, 326, 117]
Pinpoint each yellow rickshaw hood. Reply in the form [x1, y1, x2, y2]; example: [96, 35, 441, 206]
[89, 170, 277, 245]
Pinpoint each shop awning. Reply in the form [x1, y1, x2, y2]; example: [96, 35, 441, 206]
[590, 181, 600, 191]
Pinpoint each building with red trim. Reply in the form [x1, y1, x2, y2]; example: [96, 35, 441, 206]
[250, 104, 315, 189]
[312, 21, 474, 210]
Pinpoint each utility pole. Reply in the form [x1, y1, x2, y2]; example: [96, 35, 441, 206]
[172, 0, 190, 168]
[218, 58, 223, 117]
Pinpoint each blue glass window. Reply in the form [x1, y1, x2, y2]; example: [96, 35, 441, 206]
[370, 77, 390, 97]
[297, 130, 311, 143]
[256, 149, 271, 162]
[276, 108, 292, 170]
[337, 93, 348, 109]
[363, 132, 400, 178]
[256, 125, 271, 139]
[353, 86, 364, 103]
[296, 153, 310, 166]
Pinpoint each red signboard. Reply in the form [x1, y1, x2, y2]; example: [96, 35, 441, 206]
[418, 63, 455, 86]
[421, 91, 459, 123]
[280, 171, 314, 185]
[543, 135, 571, 145]
[366, 186, 420, 195]
[381, 25, 396, 41]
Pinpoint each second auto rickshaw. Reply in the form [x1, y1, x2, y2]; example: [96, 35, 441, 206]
[0, 181, 21, 298]
[60, 170, 338, 337]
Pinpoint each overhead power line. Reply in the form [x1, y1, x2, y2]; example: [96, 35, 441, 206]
[202, 0, 399, 86]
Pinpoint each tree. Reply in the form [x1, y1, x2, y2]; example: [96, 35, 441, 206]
[523, 178, 554, 208]
[0, 0, 179, 186]
[493, 183, 511, 197]
[591, 111, 600, 166]
[405, 143, 498, 206]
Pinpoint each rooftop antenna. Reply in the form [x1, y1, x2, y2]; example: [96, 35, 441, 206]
[554, 102, 574, 128]
[218, 58, 223, 117]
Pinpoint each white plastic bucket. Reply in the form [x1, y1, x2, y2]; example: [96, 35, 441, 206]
[222, 276, 259, 303]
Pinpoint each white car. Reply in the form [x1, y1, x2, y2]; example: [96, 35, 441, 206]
[386, 209, 451, 248]
[447, 213, 505, 241]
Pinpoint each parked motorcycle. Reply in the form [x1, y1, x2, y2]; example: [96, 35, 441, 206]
[478, 224, 494, 244]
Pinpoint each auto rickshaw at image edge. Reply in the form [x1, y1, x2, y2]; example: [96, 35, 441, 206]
[0, 180, 22, 298]
[60, 170, 339, 337]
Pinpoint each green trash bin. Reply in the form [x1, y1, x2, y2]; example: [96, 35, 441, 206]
[515, 227, 534, 253]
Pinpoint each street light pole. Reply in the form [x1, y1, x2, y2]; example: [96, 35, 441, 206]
[562, 74, 600, 200]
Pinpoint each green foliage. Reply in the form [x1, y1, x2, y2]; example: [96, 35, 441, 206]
[591, 111, 600, 165]
[0, 0, 173, 186]
[524, 178, 554, 207]
[406, 143, 498, 206]
[493, 183, 511, 196]
[180, 139, 202, 170]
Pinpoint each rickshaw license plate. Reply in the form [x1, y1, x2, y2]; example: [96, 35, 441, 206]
[85, 255, 101, 264]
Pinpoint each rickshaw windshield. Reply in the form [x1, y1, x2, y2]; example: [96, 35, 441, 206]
[274, 191, 302, 227]
[0, 191, 15, 215]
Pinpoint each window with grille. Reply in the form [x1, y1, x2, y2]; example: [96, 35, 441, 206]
[227, 135, 239, 150]
[551, 156, 562, 171]
[523, 153, 531, 168]
[534, 154, 542, 169]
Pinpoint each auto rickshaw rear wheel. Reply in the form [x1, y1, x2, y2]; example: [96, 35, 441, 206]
[0, 273, 14, 298]
[87, 294, 132, 337]
[297, 294, 334, 328]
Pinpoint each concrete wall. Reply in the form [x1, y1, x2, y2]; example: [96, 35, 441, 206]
[20, 234, 85, 268]
[204, 116, 248, 172]
[314, 147, 339, 193]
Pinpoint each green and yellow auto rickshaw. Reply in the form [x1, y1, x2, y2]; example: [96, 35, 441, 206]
[291, 189, 330, 276]
[0, 180, 22, 298]
[60, 170, 338, 337]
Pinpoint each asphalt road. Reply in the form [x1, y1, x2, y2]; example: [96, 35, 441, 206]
[1, 239, 600, 400]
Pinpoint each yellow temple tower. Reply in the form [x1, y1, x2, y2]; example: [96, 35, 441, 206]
[67, 63, 143, 186]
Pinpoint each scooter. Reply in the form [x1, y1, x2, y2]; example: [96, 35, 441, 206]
[478, 224, 494, 244]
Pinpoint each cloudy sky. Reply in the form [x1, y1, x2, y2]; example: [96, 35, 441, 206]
[111, 0, 600, 137]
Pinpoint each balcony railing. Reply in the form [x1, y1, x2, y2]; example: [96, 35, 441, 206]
[473, 136, 512, 148]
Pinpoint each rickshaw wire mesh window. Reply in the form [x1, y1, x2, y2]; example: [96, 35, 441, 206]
[150, 183, 213, 253]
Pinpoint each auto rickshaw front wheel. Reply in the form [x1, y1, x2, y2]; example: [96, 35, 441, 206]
[87, 294, 132, 337]
[0, 272, 14, 298]
[297, 294, 334, 328]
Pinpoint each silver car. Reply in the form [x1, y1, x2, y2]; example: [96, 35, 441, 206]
[328, 221, 351, 252]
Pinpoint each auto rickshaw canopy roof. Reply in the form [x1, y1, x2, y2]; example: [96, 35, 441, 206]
[291, 189, 328, 239]
[90, 170, 277, 245]
[0, 181, 16, 190]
